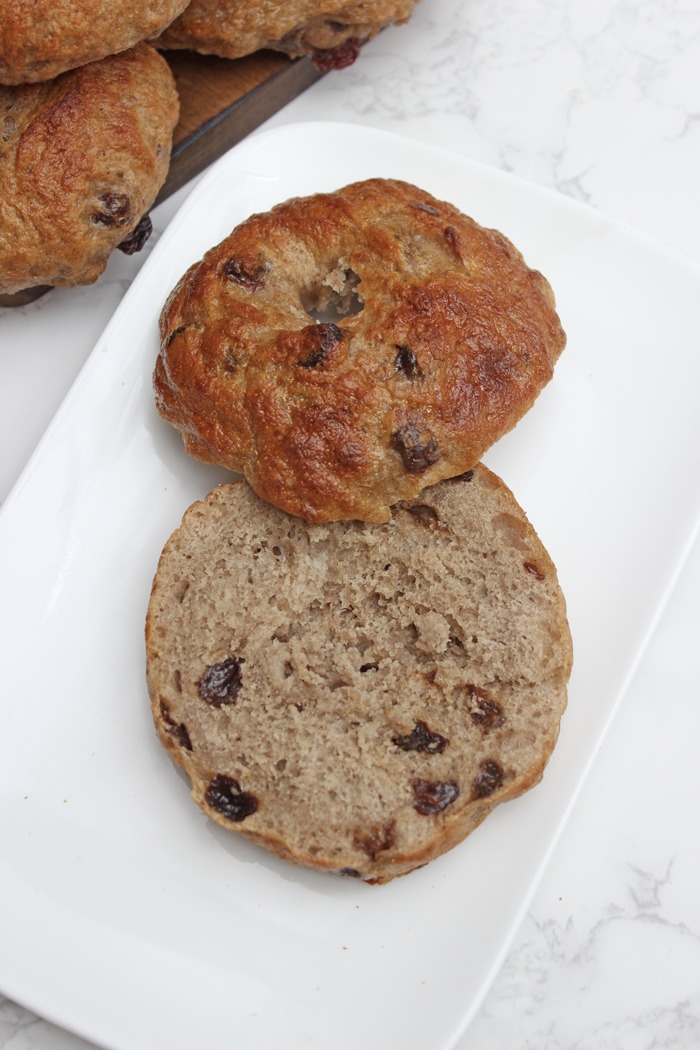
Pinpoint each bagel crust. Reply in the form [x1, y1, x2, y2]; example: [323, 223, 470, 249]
[0, 0, 189, 85]
[155, 178, 566, 523]
[155, 0, 420, 68]
[0, 45, 179, 296]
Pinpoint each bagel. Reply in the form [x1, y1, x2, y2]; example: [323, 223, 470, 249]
[145, 469, 572, 883]
[155, 178, 566, 523]
[155, 0, 421, 70]
[0, 0, 189, 84]
[0, 45, 178, 297]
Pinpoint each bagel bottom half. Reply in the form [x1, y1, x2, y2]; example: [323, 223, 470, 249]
[145, 466, 572, 883]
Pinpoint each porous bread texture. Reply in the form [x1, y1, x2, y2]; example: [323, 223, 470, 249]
[0, 45, 179, 296]
[155, 0, 420, 68]
[145, 467, 573, 883]
[0, 0, 189, 84]
[155, 178, 566, 524]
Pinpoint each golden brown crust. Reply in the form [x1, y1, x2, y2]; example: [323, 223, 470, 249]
[155, 178, 566, 522]
[0, 0, 189, 84]
[155, 0, 420, 67]
[0, 44, 179, 296]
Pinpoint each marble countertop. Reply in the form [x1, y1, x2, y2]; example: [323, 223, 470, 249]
[1, 0, 699, 1046]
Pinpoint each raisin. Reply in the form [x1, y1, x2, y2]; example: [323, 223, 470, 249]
[339, 867, 362, 878]
[205, 774, 258, 822]
[353, 820, 396, 860]
[449, 469, 475, 483]
[298, 323, 343, 368]
[524, 561, 546, 580]
[444, 225, 464, 261]
[117, 214, 152, 254]
[223, 256, 267, 291]
[312, 37, 361, 71]
[391, 424, 441, 472]
[91, 192, 131, 227]
[466, 685, 504, 730]
[165, 323, 188, 348]
[395, 345, 423, 379]
[359, 662, 379, 672]
[411, 779, 459, 814]
[198, 656, 244, 706]
[393, 720, 448, 754]
[405, 504, 440, 528]
[159, 701, 192, 751]
[410, 201, 440, 216]
[472, 760, 504, 798]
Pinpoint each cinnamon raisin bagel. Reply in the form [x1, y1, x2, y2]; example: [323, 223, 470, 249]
[155, 0, 420, 69]
[0, 44, 178, 297]
[0, 0, 189, 85]
[145, 469, 572, 883]
[155, 178, 566, 523]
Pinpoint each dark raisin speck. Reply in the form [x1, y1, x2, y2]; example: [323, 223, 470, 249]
[391, 424, 441, 473]
[411, 201, 440, 216]
[405, 503, 440, 528]
[444, 225, 463, 260]
[223, 256, 267, 291]
[524, 561, 546, 580]
[394, 720, 448, 754]
[205, 774, 258, 822]
[472, 760, 504, 798]
[339, 867, 362, 878]
[117, 214, 152, 254]
[199, 656, 244, 706]
[91, 192, 131, 227]
[353, 820, 396, 860]
[467, 684, 504, 730]
[395, 345, 423, 379]
[312, 37, 361, 71]
[449, 469, 475, 483]
[299, 323, 342, 368]
[165, 323, 188, 348]
[411, 778, 459, 814]
[360, 662, 379, 672]
[159, 701, 192, 751]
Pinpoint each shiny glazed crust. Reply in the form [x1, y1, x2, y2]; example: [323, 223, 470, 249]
[155, 0, 420, 67]
[0, 45, 179, 296]
[145, 469, 573, 883]
[155, 178, 566, 523]
[0, 0, 189, 84]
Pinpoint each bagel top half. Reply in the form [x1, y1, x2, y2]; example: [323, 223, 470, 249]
[154, 178, 566, 523]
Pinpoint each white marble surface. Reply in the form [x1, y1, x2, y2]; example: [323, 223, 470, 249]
[1, 0, 699, 1046]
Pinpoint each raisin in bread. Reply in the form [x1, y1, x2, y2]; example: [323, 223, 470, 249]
[155, 178, 566, 523]
[145, 466, 572, 883]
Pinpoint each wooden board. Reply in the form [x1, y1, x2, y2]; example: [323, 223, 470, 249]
[157, 50, 326, 203]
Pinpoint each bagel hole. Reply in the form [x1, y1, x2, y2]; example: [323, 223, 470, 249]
[301, 260, 364, 322]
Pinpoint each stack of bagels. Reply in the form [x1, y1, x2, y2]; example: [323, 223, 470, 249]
[0, 1, 421, 301]
[146, 177, 574, 883]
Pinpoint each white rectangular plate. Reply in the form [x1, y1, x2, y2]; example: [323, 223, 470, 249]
[1, 123, 699, 1050]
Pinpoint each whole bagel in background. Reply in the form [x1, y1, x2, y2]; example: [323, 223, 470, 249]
[145, 469, 573, 883]
[155, 0, 421, 69]
[155, 178, 566, 523]
[0, 0, 190, 84]
[0, 44, 179, 298]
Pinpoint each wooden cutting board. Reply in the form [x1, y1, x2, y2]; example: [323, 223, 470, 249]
[157, 49, 326, 202]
